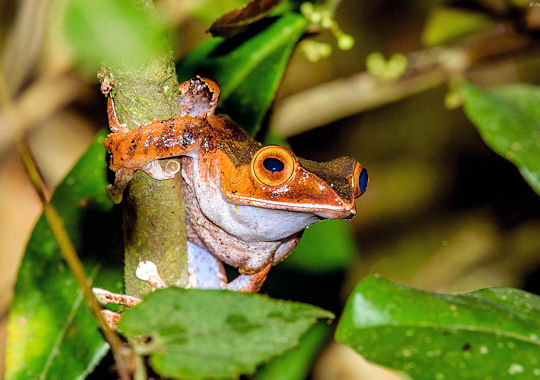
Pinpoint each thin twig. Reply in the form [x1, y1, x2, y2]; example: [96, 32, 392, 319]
[0, 75, 133, 380]
[271, 24, 535, 137]
[0, 73, 83, 156]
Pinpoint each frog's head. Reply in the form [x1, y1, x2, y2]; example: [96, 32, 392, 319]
[221, 145, 368, 220]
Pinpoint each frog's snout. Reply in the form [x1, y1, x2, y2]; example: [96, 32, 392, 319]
[344, 206, 357, 220]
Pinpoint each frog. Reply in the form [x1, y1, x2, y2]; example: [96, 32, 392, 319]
[103, 76, 368, 294]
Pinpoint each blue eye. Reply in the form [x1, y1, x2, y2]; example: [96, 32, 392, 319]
[359, 168, 368, 193]
[263, 157, 284, 173]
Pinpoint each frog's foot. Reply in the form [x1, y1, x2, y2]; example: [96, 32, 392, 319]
[136, 261, 167, 289]
[179, 76, 220, 116]
[92, 288, 142, 329]
[106, 168, 135, 204]
[141, 159, 181, 180]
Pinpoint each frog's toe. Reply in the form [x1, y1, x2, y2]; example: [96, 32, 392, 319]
[101, 309, 122, 329]
[107, 168, 134, 204]
[141, 160, 179, 180]
[164, 159, 181, 177]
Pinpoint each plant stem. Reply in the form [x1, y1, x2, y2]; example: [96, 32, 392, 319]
[102, 0, 188, 298]
[18, 141, 133, 380]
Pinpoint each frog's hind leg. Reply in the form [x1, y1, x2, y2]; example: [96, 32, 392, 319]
[187, 241, 227, 289]
[141, 159, 180, 180]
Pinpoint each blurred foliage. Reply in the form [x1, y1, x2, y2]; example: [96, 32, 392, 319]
[282, 220, 356, 273]
[63, 0, 168, 71]
[182, 0, 248, 25]
[337, 276, 540, 380]
[422, 7, 492, 47]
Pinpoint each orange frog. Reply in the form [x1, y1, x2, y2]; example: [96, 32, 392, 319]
[104, 77, 368, 293]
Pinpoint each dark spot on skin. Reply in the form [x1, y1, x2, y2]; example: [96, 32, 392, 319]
[462, 343, 472, 351]
[129, 144, 137, 151]
[131, 139, 135, 144]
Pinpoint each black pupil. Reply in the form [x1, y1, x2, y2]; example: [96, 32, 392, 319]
[263, 157, 284, 173]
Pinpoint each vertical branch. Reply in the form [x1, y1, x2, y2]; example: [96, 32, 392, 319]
[103, 0, 188, 298]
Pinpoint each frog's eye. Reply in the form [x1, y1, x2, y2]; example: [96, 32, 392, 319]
[252, 146, 295, 186]
[353, 163, 368, 197]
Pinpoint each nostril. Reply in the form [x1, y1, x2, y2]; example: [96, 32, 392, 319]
[359, 168, 368, 194]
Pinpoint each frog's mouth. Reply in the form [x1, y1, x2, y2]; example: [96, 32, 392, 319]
[227, 195, 357, 220]
[314, 205, 356, 220]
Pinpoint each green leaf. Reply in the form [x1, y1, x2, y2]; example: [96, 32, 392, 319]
[282, 220, 356, 273]
[253, 322, 330, 380]
[118, 287, 333, 379]
[422, 7, 492, 46]
[177, 12, 307, 135]
[336, 275, 540, 380]
[6, 132, 122, 380]
[63, 0, 167, 71]
[462, 83, 540, 195]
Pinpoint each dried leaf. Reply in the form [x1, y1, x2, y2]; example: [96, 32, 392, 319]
[209, 0, 283, 37]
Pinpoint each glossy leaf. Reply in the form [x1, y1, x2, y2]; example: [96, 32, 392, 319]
[336, 276, 540, 380]
[6, 132, 123, 380]
[209, 0, 283, 37]
[118, 287, 334, 379]
[253, 322, 330, 380]
[462, 83, 540, 195]
[177, 12, 307, 135]
[422, 7, 492, 46]
[63, 0, 167, 71]
[282, 219, 356, 273]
